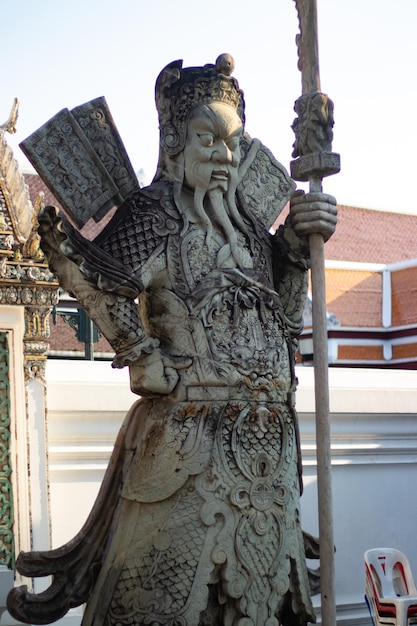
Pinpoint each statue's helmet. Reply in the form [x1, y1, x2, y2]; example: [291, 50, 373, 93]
[155, 53, 245, 157]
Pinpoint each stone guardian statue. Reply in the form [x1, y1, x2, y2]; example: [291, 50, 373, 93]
[8, 54, 337, 626]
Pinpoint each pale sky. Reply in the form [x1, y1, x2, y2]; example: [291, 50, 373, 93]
[3, 0, 416, 214]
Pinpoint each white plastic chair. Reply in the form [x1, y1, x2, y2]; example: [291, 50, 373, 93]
[365, 548, 417, 626]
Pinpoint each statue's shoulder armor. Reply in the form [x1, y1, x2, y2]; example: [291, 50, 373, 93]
[94, 183, 180, 269]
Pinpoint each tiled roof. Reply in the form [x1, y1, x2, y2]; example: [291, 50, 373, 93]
[49, 314, 112, 355]
[324, 205, 417, 264]
[24, 172, 58, 209]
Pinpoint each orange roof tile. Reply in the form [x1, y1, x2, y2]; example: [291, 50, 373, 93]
[324, 205, 417, 264]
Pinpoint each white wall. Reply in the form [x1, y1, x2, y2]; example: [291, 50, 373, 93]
[46, 361, 135, 547]
[45, 361, 417, 626]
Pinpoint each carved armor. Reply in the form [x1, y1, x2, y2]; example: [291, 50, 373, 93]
[66, 181, 313, 625]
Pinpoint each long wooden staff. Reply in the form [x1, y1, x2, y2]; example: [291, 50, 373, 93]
[290, 1, 340, 625]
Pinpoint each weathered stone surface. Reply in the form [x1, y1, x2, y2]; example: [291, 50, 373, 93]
[8, 54, 337, 625]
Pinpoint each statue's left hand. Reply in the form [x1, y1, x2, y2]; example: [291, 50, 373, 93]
[289, 191, 337, 242]
[129, 348, 191, 397]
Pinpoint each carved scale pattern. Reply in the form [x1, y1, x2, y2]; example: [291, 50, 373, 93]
[107, 487, 207, 625]
[99, 210, 163, 269]
[97, 190, 181, 271]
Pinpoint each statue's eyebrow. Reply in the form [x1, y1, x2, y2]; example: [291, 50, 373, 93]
[192, 110, 243, 141]
[225, 126, 243, 140]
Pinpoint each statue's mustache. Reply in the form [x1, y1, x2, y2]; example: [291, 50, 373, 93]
[191, 163, 232, 189]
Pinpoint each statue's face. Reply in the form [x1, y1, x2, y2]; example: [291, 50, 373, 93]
[183, 102, 243, 194]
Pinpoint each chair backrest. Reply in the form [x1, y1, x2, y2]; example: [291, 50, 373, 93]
[365, 548, 417, 599]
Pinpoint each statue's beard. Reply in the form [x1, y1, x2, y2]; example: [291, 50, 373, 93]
[190, 167, 248, 266]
